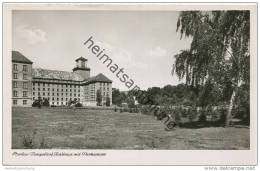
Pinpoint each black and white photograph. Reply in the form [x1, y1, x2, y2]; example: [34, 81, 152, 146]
[2, 2, 257, 166]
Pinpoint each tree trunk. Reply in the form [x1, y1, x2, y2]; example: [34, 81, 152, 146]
[225, 80, 242, 127]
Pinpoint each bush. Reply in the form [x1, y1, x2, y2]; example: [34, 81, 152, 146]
[140, 106, 150, 115]
[75, 102, 83, 107]
[22, 135, 34, 149]
[181, 108, 188, 118]
[39, 137, 49, 149]
[32, 100, 42, 107]
[42, 98, 50, 107]
[218, 108, 227, 125]
[198, 113, 207, 123]
[198, 108, 207, 123]
[174, 112, 182, 125]
[188, 106, 197, 123]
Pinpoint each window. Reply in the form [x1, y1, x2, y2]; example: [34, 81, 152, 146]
[38, 88, 40, 91]
[52, 93, 54, 96]
[22, 65, 28, 72]
[61, 98, 63, 101]
[23, 100, 27, 105]
[33, 83, 35, 86]
[13, 91, 18, 97]
[52, 102, 54, 105]
[33, 97, 35, 100]
[13, 81, 17, 88]
[43, 83, 45, 87]
[23, 91, 28, 97]
[13, 100, 17, 105]
[13, 64, 18, 71]
[48, 93, 50, 96]
[33, 92, 35, 95]
[43, 92, 45, 96]
[13, 73, 18, 79]
[57, 93, 59, 96]
[33, 87, 35, 90]
[23, 82, 28, 89]
[57, 98, 59, 101]
[38, 83, 40, 86]
[52, 97, 54, 100]
[23, 74, 27, 80]
[52, 88, 54, 91]
[57, 102, 59, 105]
[38, 92, 40, 96]
[48, 88, 50, 91]
[43, 88, 45, 91]
[61, 102, 63, 105]
[78, 94, 80, 97]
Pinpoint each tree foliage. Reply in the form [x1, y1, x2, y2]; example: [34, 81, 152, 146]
[172, 11, 250, 125]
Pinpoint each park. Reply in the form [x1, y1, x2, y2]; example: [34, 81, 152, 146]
[12, 107, 249, 149]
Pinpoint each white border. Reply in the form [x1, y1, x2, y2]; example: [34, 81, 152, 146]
[2, 3, 258, 165]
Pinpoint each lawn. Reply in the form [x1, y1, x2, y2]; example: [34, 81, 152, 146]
[12, 107, 250, 149]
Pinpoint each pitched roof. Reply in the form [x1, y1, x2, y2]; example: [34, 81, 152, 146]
[12, 51, 33, 64]
[87, 73, 112, 83]
[75, 56, 87, 62]
[32, 68, 84, 82]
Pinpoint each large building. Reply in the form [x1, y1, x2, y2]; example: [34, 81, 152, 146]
[12, 51, 112, 107]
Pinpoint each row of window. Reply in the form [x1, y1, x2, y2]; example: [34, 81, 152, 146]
[13, 91, 27, 97]
[33, 83, 80, 88]
[33, 97, 80, 102]
[33, 87, 80, 92]
[13, 81, 28, 89]
[33, 92, 80, 97]
[13, 64, 29, 72]
[13, 100, 27, 105]
[13, 73, 28, 80]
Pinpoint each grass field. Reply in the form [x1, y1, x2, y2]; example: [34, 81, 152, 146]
[12, 107, 250, 149]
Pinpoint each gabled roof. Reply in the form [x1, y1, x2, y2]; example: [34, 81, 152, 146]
[12, 51, 33, 64]
[83, 73, 112, 84]
[32, 68, 84, 82]
[75, 56, 87, 62]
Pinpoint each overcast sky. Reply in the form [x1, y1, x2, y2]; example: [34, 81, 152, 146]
[13, 10, 191, 91]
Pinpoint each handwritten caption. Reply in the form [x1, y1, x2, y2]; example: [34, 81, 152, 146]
[12, 152, 106, 157]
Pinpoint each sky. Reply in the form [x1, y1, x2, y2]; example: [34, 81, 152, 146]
[12, 10, 192, 91]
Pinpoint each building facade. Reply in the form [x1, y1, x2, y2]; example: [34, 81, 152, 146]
[12, 51, 33, 107]
[12, 51, 112, 107]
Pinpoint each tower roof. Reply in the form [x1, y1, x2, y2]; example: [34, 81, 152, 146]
[75, 56, 87, 62]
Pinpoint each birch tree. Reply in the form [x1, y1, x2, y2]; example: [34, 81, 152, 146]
[172, 11, 250, 126]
